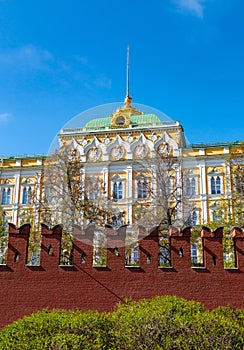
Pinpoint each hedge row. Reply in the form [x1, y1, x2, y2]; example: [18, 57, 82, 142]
[0, 296, 243, 349]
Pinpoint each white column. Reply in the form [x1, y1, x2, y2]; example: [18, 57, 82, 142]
[102, 167, 109, 198]
[12, 173, 20, 225]
[199, 162, 208, 223]
[225, 163, 231, 195]
[126, 165, 133, 224]
[34, 172, 42, 225]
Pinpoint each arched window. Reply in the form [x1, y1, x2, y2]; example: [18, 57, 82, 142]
[185, 177, 197, 196]
[137, 180, 143, 199]
[211, 176, 216, 194]
[137, 178, 149, 199]
[211, 176, 221, 195]
[1, 189, 7, 205]
[113, 182, 118, 199]
[22, 187, 28, 204]
[3, 188, 11, 205]
[186, 178, 191, 196]
[191, 243, 198, 264]
[191, 178, 196, 195]
[22, 186, 32, 204]
[143, 180, 149, 198]
[7, 188, 11, 204]
[118, 182, 123, 199]
[187, 211, 198, 226]
[216, 176, 221, 194]
[166, 178, 171, 196]
[111, 176, 124, 201]
[192, 211, 197, 225]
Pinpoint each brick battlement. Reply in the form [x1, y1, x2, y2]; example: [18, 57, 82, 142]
[0, 223, 243, 328]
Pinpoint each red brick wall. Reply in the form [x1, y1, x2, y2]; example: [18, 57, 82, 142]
[0, 223, 243, 329]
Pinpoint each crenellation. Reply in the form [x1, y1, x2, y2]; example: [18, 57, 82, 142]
[201, 226, 224, 270]
[232, 227, 244, 270]
[0, 223, 243, 329]
[7, 223, 31, 268]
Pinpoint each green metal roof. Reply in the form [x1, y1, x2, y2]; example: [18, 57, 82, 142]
[84, 113, 163, 130]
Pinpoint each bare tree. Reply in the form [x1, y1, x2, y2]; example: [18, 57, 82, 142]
[134, 145, 195, 266]
[41, 147, 109, 231]
[0, 206, 8, 264]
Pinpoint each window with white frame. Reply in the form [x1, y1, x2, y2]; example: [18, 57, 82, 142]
[136, 175, 150, 199]
[190, 243, 198, 264]
[22, 186, 32, 204]
[211, 176, 221, 194]
[1, 187, 11, 205]
[185, 177, 197, 196]
[210, 202, 223, 221]
[187, 211, 198, 226]
[21, 178, 34, 205]
[208, 168, 223, 195]
[111, 175, 125, 200]
[113, 181, 123, 200]
[86, 176, 102, 200]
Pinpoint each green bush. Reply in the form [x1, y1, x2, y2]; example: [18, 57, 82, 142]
[0, 296, 243, 350]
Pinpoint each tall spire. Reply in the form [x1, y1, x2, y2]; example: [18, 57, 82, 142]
[124, 45, 132, 105]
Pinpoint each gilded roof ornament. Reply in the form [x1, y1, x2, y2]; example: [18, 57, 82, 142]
[110, 46, 144, 128]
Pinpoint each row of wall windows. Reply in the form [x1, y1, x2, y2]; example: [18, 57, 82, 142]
[0, 174, 225, 206]
[112, 176, 223, 200]
[1, 186, 33, 205]
[112, 179, 150, 200]
[185, 176, 223, 196]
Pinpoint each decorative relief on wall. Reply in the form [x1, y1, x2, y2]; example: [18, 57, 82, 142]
[157, 142, 171, 157]
[110, 146, 125, 161]
[154, 132, 179, 157]
[87, 147, 102, 162]
[134, 144, 148, 159]
[107, 135, 130, 160]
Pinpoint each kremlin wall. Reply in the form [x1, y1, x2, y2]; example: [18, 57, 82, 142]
[0, 222, 243, 329]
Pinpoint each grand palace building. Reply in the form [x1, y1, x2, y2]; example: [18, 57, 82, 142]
[0, 91, 243, 233]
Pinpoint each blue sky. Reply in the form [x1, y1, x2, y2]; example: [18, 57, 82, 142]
[0, 0, 244, 156]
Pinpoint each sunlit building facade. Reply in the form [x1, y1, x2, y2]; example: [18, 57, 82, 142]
[0, 95, 243, 229]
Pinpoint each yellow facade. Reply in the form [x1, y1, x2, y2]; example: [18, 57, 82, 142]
[0, 100, 243, 228]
